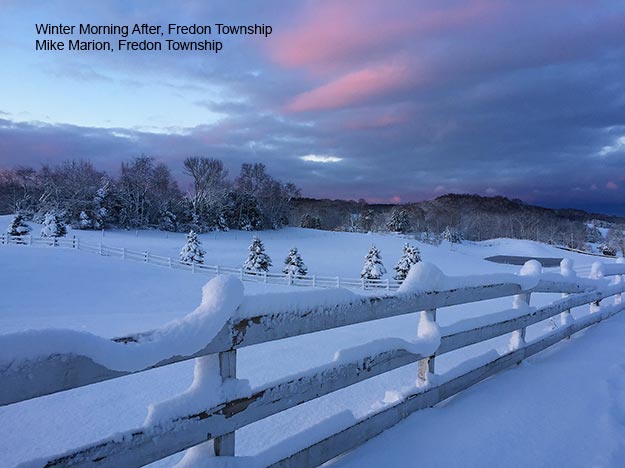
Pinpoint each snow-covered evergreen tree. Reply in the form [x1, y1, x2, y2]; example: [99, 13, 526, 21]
[283, 247, 308, 277]
[159, 210, 177, 232]
[40, 211, 67, 238]
[387, 208, 409, 233]
[78, 211, 92, 229]
[394, 243, 422, 280]
[7, 213, 31, 237]
[361, 244, 387, 280]
[179, 230, 205, 264]
[359, 209, 376, 232]
[442, 226, 462, 244]
[243, 236, 272, 272]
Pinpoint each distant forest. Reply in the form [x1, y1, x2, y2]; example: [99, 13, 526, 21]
[1, 158, 624, 254]
[292, 195, 625, 254]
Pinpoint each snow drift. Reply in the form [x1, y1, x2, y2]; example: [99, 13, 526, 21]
[0, 275, 244, 373]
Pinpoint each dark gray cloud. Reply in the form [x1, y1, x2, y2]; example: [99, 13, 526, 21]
[1, 1, 624, 214]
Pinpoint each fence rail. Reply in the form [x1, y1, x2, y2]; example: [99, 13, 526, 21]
[0, 234, 402, 291]
[2, 251, 624, 468]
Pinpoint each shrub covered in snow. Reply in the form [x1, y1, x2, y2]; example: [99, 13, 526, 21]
[442, 226, 462, 244]
[283, 247, 308, 277]
[78, 211, 92, 229]
[599, 243, 617, 257]
[361, 244, 387, 280]
[180, 230, 205, 264]
[6, 213, 31, 237]
[243, 236, 272, 272]
[394, 243, 422, 281]
[76, 209, 104, 230]
[40, 211, 67, 238]
[420, 229, 441, 245]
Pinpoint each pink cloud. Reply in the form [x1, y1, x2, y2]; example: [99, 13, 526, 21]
[606, 181, 618, 190]
[285, 63, 411, 112]
[268, 0, 498, 72]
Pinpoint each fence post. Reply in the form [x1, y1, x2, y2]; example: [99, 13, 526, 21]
[337, 276, 340, 288]
[144, 251, 149, 263]
[76, 237, 80, 250]
[590, 262, 604, 313]
[28, 235, 32, 246]
[122, 248, 126, 260]
[559, 259, 574, 328]
[361, 278, 365, 290]
[240, 268, 244, 280]
[616, 258, 624, 305]
[385, 279, 390, 291]
[216, 265, 220, 275]
[418, 309, 437, 386]
[168, 257, 172, 268]
[312, 275, 317, 287]
[509, 292, 530, 353]
[98, 242, 103, 255]
[264, 271, 268, 283]
[192, 262, 196, 274]
[214, 350, 236, 456]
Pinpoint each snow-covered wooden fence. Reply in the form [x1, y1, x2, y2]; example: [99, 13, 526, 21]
[0, 233, 401, 291]
[1, 257, 624, 467]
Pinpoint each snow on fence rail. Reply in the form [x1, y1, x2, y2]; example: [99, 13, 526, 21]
[2, 257, 625, 468]
[0, 234, 402, 291]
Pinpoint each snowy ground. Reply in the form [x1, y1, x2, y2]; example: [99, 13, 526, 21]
[333, 311, 625, 468]
[0, 215, 621, 467]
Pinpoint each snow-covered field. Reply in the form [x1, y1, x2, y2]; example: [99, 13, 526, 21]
[0, 214, 622, 467]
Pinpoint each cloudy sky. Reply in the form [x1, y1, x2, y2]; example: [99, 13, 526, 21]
[1, 0, 624, 214]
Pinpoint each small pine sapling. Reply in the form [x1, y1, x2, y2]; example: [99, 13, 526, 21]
[180, 230, 206, 264]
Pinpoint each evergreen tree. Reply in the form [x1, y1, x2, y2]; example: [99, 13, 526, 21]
[387, 208, 409, 233]
[359, 209, 376, 232]
[361, 244, 387, 280]
[243, 236, 272, 272]
[179, 230, 205, 264]
[442, 226, 462, 244]
[283, 247, 308, 277]
[394, 243, 422, 280]
[159, 210, 177, 232]
[40, 211, 67, 238]
[78, 211, 93, 229]
[7, 213, 31, 237]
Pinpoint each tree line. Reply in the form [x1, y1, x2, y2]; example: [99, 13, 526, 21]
[294, 194, 625, 255]
[0, 157, 299, 232]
